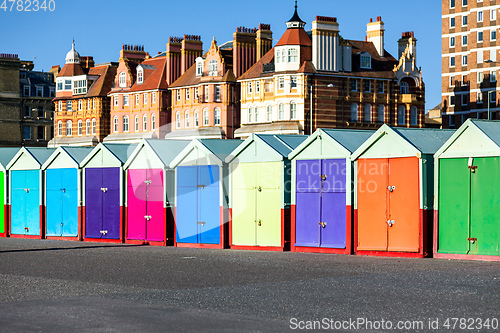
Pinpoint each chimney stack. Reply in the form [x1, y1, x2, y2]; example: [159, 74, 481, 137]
[256, 23, 273, 61]
[366, 16, 385, 57]
[166, 37, 182, 85]
[312, 16, 340, 72]
[233, 26, 258, 78]
[181, 35, 203, 76]
[398, 31, 417, 62]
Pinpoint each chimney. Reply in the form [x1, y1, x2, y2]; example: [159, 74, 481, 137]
[366, 16, 385, 57]
[312, 16, 340, 72]
[398, 31, 417, 62]
[233, 26, 258, 78]
[181, 35, 203, 75]
[166, 37, 182, 85]
[120, 44, 147, 62]
[80, 56, 95, 72]
[256, 23, 273, 61]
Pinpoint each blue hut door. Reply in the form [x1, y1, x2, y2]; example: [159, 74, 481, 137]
[198, 165, 220, 245]
[176, 165, 220, 245]
[46, 168, 78, 237]
[295, 159, 346, 248]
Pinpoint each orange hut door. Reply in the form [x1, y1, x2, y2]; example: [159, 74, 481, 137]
[386, 157, 420, 252]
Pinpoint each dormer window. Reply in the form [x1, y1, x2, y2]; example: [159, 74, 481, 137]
[360, 53, 372, 69]
[137, 68, 144, 84]
[196, 61, 203, 76]
[119, 72, 126, 87]
[209, 60, 217, 76]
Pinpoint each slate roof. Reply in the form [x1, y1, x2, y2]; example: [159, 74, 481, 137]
[26, 148, 56, 165]
[322, 129, 376, 153]
[200, 139, 242, 161]
[61, 147, 94, 164]
[0, 148, 20, 168]
[470, 119, 500, 147]
[392, 128, 455, 155]
[103, 143, 137, 163]
[146, 139, 190, 166]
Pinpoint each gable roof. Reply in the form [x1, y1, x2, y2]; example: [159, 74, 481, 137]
[226, 134, 307, 163]
[42, 146, 94, 169]
[0, 148, 20, 170]
[7, 147, 56, 170]
[128, 56, 168, 92]
[80, 143, 137, 168]
[170, 139, 242, 168]
[352, 124, 455, 160]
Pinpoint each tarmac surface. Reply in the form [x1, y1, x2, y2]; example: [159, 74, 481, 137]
[0, 238, 498, 332]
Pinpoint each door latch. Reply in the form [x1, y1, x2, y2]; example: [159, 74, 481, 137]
[320, 175, 327, 181]
[144, 215, 152, 221]
[319, 222, 327, 228]
[197, 221, 206, 226]
[387, 220, 395, 227]
[24, 227, 29, 234]
[257, 219, 262, 226]
[61, 223, 64, 227]
[387, 186, 396, 192]
[467, 237, 477, 244]
[61, 188, 66, 193]
[25, 188, 29, 193]
[144, 180, 152, 185]
[197, 185, 206, 189]
[100, 230, 108, 235]
[100, 187, 108, 193]
[257, 186, 262, 192]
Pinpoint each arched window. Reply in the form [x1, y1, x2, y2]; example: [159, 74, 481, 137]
[91, 118, 96, 135]
[176, 111, 181, 129]
[378, 105, 385, 123]
[194, 110, 199, 127]
[254, 107, 258, 123]
[290, 102, 297, 120]
[185, 111, 190, 128]
[266, 105, 272, 122]
[248, 107, 253, 123]
[143, 115, 148, 131]
[77, 120, 83, 136]
[410, 106, 418, 125]
[85, 119, 90, 135]
[119, 72, 126, 87]
[209, 60, 217, 76]
[351, 103, 358, 122]
[398, 106, 406, 125]
[66, 120, 72, 136]
[214, 108, 221, 125]
[151, 114, 156, 130]
[203, 108, 209, 126]
[135, 115, 139, 132]
[364, 104, 372, 123]
[123, 116, 129, 132]
[400, 81, 410, 94]
[278, 103, 284, 120]
[57, 121, 62, 136]
[113, 116, 118, 133]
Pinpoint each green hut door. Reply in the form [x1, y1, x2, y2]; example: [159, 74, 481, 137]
[232, 163, 257, 246]
[439, 157, 500, 256]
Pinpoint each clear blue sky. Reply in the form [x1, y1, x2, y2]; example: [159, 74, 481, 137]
[0, 0, 442, 110]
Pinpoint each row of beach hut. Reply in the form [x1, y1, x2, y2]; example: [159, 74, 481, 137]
[0, 119, 498, 261]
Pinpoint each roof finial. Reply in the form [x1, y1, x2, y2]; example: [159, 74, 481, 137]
[295, 0, 297, 10]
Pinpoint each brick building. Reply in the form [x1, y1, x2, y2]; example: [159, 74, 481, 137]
[441, 0, 499, 128]
[236, 4, 425, 137]
[0, 53, 55, 147]
[166, 25, 272, 140]
[50, 42, 117, 147]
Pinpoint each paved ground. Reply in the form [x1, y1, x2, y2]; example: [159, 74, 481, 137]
[0, 238, 498, 332]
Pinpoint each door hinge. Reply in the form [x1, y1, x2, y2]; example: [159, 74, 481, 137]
[387, 186, 396, 192]
[319, 222, 327, 228]
[387, 220, 395, 227]
[144, 215, 152, 221]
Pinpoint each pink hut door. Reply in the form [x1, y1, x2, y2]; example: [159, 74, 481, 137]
[145, 169, 164, 242]
[127, 169, 147, 240]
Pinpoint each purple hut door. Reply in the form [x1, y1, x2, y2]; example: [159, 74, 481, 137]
[127, 169, 147, 240]
[295, 160, 321, 247]
[145, 169, 164, 242]
[102, 168, 121, 239]
[85, 168, 104, 238]
[319, 159, 346, 248]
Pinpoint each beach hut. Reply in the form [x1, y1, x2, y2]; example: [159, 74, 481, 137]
[123, 139, 189, 246]
[434, 119, 500, 261]
[351, 125, 454, 258]
[169, 139, 242, 249]
[225, 134, 307, 251]
[80, 143, 136, 243]
[7, 147, 55, 238]
[288, 129, 374, 254]
[42, 147, 93, 240]
[0, 148, 21, 237]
